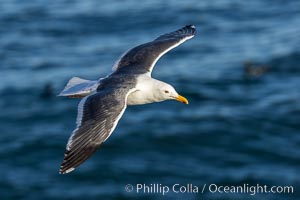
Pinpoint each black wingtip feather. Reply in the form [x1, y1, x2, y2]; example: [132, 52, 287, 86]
[186, 24, 196, 29]
[184, 24, 197, 35]
[59, 145, 98, 174]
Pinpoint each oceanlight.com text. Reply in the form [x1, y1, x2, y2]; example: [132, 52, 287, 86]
[124, 183, 294, 196]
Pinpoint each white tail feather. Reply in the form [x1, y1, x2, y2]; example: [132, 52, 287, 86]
[58, 77, 99, 97]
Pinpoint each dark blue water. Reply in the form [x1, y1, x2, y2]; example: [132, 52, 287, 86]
[1, 0, 300, 199]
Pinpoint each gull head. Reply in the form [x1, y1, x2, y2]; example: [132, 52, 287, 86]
[158, 83, 189, 104]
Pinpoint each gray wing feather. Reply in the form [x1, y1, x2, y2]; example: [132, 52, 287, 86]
[59, 88, 134, 174]
[112, 25, 196, 75]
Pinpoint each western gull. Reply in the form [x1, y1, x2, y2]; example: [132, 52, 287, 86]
[59, 25, 196, 174]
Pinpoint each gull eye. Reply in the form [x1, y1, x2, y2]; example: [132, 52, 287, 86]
[164, 90, 169, 94]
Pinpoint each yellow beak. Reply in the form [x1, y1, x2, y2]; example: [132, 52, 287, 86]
[175, 95, 189, 104]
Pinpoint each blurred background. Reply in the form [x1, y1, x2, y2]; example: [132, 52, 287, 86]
[0, 0, 299, 199]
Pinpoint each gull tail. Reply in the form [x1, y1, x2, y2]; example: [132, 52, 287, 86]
[58, 77, 100, 98]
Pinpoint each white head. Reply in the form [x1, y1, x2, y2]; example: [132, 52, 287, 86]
[154, 82, 189, 104]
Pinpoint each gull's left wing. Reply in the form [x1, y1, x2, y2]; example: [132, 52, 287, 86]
[59, 87, 135, 174]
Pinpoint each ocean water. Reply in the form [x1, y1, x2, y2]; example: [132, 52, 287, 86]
[1, 0, 300, 199]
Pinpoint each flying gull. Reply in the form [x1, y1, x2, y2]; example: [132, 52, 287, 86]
[58, 25, 196, 174]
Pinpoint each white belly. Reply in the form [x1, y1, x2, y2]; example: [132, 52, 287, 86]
[126, 75, 164, 105]
[127, 90, 155, 105]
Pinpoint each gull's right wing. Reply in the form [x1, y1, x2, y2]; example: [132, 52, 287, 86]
[112, 25, 196, 76]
